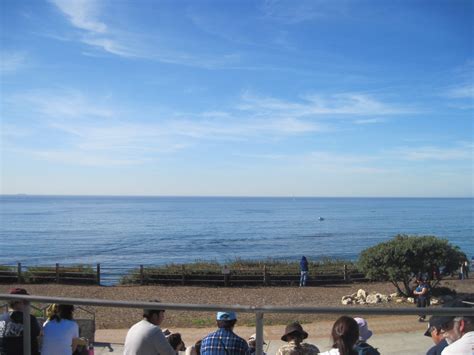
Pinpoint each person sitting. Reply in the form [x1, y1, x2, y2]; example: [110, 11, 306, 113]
[200, 311, 249, 355]
[248, 333, 267, 355]
[124, 303, 175, 355]
[185, 339, 202, 355]
[319, 316, 359, 355]
[276, 322, 319, 355]
[424, 316, 448, 355]
[353, 318, 380, 355]
[42, 304, 87, 355]
[168, 333, 186, 354]
[0, 288, 41, 355]
[439, 300, 474, 355]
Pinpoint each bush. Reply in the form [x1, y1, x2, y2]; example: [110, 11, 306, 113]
[358, 235, 465, 296]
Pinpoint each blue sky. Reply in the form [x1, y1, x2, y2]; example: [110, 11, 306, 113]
[1, 0, 473, 196]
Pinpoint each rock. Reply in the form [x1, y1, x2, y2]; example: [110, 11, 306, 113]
[390, 293, 399, 298]
[395, 298, 404, 303]
[431, 298, 440, 305]
[341, 295, 352, 302]
[366, 294, 381, 304]
[407, 297, 415, 303]
[357, 289, 367, 300]
[380, 294, 390, 303]
[342, 298, 353, 305]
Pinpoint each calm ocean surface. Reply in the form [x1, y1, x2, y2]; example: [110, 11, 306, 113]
[0, 196, 473, 268]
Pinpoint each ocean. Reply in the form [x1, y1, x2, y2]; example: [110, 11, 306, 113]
[0, 196, 473, 269]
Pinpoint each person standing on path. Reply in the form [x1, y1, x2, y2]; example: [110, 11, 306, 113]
[300, 256, 309, 287]
[413, 278, 430, 322]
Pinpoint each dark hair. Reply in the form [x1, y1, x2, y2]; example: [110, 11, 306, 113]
[168, 333, 184, 351]
[195, 339, 202, 355]
[285, 332, 304, 344]
[331, 316, 359, 355]
[143, 309, 164, 321]
[57, 304, 74, 321]
[217, 319, 236, 329]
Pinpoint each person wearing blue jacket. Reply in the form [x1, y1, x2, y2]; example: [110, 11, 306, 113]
[300, 256, 309, 287]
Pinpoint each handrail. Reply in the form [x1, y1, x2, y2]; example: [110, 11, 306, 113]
[1, 293, 473, 355]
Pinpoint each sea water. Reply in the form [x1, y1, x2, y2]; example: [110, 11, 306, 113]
[0, 196, 472, 268]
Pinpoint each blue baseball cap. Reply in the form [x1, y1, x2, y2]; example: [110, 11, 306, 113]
[216, 311, 237, 321]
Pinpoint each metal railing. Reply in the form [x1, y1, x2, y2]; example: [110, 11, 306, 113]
[1, 293, 473, 355]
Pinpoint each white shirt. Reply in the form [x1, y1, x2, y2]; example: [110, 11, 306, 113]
[42, 319, 79, 355]
[124, 319, 176, 355]
[441, 331, 474, 355]
[318, 349, 340, 355]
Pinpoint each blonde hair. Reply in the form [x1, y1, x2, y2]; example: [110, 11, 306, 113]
[46, 304, 59, 321]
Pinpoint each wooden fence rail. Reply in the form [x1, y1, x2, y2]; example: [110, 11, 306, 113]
[0, 263, 367, 286]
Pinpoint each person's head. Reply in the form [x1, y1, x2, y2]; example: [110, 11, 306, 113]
[216, 311, 237, 330]
[143, 309, 165, 325]
[331, 316, 359, 355]
[441, 316, 474, 344]
[424, 316, 448, 345]
[354, 317, 372, 342]
[168, 333, 185, 352]
[57, 304, 74, 321]
[281, 322, 308, 345]
[8, 288, 29, 310]
[439, 299, 474, 344]
[46, 303, 59, 321]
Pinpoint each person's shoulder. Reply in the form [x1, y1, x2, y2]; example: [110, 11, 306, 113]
[302, 342, 319, 352]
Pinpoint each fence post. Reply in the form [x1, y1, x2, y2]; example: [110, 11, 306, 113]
[17, 263, 22, 283]
[96, 264, 101, 285]
[181, 265, 186, 286]
[255, 312, 264, 355]
[140, 265, 144, 285]
[56, 263, 60, 283]
[343, 264, 349, 282]
[263, 265, 269, 286]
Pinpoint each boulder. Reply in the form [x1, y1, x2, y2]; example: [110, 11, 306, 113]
[366, 294, 381, 304]
[407, 297, 415, 303]
[431, 298, 440, 305]
[342, 298, 353, 305]
[357, 289, 367, 300]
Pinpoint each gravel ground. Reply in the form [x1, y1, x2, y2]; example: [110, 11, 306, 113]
[1, 278, 473, 329]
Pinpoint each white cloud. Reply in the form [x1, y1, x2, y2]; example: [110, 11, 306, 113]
[446, 84, 474, 99]
[0, 51, 27, 74]
[353, 118, 385, 125]
[392, 144, 473, 161]
[49, 0, 107, 33]
[239, 92, 412, 117]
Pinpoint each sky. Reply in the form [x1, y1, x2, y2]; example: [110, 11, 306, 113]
[0, 0, 473, 197]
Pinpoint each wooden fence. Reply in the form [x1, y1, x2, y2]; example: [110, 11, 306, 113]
[0, 263, 367, 286]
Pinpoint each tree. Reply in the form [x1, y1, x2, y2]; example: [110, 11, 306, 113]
[358, 235, 466, 297]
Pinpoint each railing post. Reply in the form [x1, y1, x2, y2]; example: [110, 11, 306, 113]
[23, 301, 31, 355]
[263, 265, 268, 286]
[56, 263, 60, 283]
[255, 312, 264, 355]
[140, 265, 144, 285]
[343, 264, 348, 282]
[17, 263, 22, 283]
[181, 265, 186, 286]
[96, 264, 101, 285]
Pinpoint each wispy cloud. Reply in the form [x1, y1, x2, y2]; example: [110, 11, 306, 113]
[261, 0, 347, 24]
[49, 0, 106, 33]
[353, 118, 386, 125]
[391, 143, 473, 161]
[445, 84, 474, 99]
[0, 51, 27, 74]
[239, 92, 412, 117]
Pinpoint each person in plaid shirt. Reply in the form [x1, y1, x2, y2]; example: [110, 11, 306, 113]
[200, 311, 249, 355]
